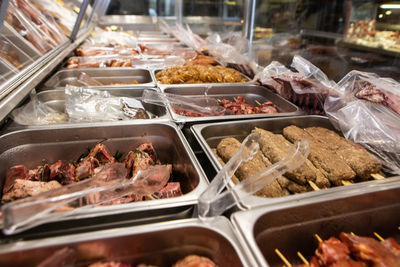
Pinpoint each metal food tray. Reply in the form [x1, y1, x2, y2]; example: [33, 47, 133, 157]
[0, 36, 34, 70]
[0, 122, 208, 234]
[231, 179, 400, 267]
[154, 69, 254, 89]
[191, 115, 393, 209]
[43, 68, 155, 89]
[162, 85, 303, 124]
[0, 217, 255, 266]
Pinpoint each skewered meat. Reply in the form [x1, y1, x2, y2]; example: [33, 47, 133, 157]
[173, 255, 217, 267]
[340, 232, 400, 267]
[2, 179, 61, 202]
[76, 46, 139, 57]
[382, 238, 400, 257]
[355, 82, 400, 116]
[315, 237, 351, 265]
[216, 137, 289, 197]
[283, 126, 356, 185]
[66, 57, 135, 69]
[156, 65, 247, 84]
[305, 127, 382, 180]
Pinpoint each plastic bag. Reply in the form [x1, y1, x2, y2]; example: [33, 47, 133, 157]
[325, 70, 400, 174]
[65, 85, 150, 122]
[87, 28, 138, 48]
[66, 56, 141, 68]
[257, 55, 336, 114]
[11, 91, 68, 125]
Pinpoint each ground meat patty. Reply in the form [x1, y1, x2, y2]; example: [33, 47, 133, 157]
[305, 127, 382, 180]
[216, 137, 289, 197]
[252, 128, 317, 185]
[283, 126, 356, 186]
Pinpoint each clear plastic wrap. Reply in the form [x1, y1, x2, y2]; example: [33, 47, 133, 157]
[0, 39, 22, 69]
[11, 91, 68, 125]
[65, 56, 141, 68]
[75, 46, 140, 57]
[325, 70, 400, 174]
[65, 85, 150, 122]
[87, 28, 138, 48]
[257, 55, 336, 115]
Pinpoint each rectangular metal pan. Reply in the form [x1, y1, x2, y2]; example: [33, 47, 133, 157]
[231, 179, 400, 267]
[154, 69, 254, 90]
[0, 58, 16, 81]
[0, 217, 255, 267]
[0, 122, 208, 235]
[6, 88, 171, 130]
[43, 68, 155, 89]
[191, 115, 393, 209]
[162, 85, 303, 124]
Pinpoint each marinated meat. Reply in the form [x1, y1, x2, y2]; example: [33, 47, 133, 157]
[173, 255, 217, 267]
[315, 237, 350, 265]
[220, 96, 278, 115]
[329, 259, 367, 267]
[340, 232, 400, 267]
[89, 262, 131, 267]
[283, 126, 356, 185]
[187, 54, 218, 66]
[2, 179, 61, 202]
[49, 160, 76, 184]
[382, 238, 400, 256]
[37, 247, 77, 267]
[252, 128, 316, 185]
[76, 46, 138, 57]
[305, 127, 382, 180]
[109, 80, 139, 86]
[124, 150, 154, 178]
[155, 182, 183, 198]
[3, 165, 29, 194]
[355, 82, 400, 116]
[216, 137, 289, 197]
[76, 143, 116, 179]
[155, 65, 247, 84]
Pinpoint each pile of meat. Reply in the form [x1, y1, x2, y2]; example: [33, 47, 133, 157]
[172, 95, 278, 117]
[294, 232, 400, 267]
[66, 56, 138, 68]
[355, 81, 400, 116]
[214, 126, 382, 198]
[2, 143, 182, 204]
[155, 65, 247, 84]
[90, 255, 217, 267]
[75, 45, 139, 57]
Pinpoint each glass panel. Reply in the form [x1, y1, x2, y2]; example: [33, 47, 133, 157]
[0, 0, 76, 89]
[252, 0, 400, 82]
[106, 0, 175, 16]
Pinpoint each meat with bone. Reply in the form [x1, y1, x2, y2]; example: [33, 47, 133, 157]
[315, 237, 351, 265]
[2, 179, 62, 202]
[219, 96, 278, 115]
[3, 165, 29, 194]
[305, 127, 382, 180]
[49, 160, 76, 185]
[283, 126, 356, 185]
[340, 232, 400, 267]
[355, 82, 400, 116]
[216, 137, 289, 197]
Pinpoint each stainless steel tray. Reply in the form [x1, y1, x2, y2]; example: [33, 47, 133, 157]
[0, 122, 208, 231]
[231, 178, 400, 267]
[154, 69, 254, 90]
[0, 217, 255, 266]
[191, 115, 392, 209]
[0, 36, 34, 70]
[43, 68, 155, 89]
[162, 85, 303, 124]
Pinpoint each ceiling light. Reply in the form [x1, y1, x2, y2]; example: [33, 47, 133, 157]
[380, 4, 400, 9]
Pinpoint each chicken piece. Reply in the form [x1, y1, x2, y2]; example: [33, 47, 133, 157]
[2, 179, 61, 202]
[89, 262, 131, 267]
[382, 238, 400, 257]
[315, 237, 350, 265]
[305, 127, 382, 180]
[49, 160, 76, 185]
[339, 232, 400, 267]
[173, 255, 217, 267]
[155, 182, 182, 198]
[283, 126, 356, 185]
[330, 259, 367, 267]
[3, 165, 28, 194]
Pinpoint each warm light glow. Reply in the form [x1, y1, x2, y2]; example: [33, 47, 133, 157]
[379, 14, 384, 18]
[385, 10, 393, 15]
[380, 4, 400, 9]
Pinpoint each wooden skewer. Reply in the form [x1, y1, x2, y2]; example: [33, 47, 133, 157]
[297, 251, 309, 265]
[374, 232, 385, 241]
[350, 232, 356, 236]
[315, 234, 323, 243]
[371, 173, 385, 180]
[398, 226, 400, 231]
[341, 180, 354, 186]
[233, 97, 238, 102]
[275, 248, 292, 267]
[309, 180, 321, 191]
[216, 98, 221, 103]
[255, 99, 262, 106]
